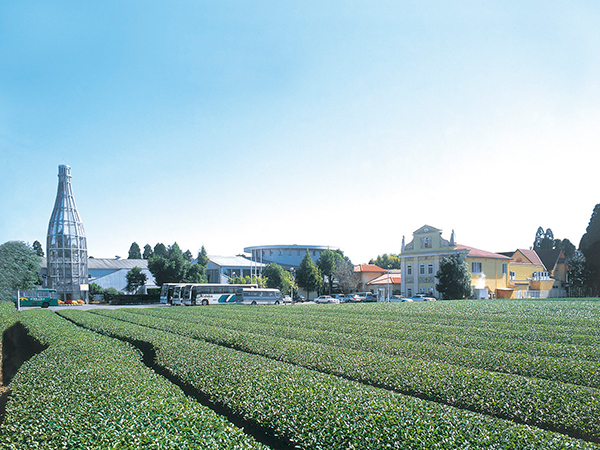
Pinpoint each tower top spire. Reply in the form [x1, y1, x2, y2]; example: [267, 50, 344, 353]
[58, 165, 71, 177]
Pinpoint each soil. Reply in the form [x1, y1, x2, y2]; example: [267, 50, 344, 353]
[0, 323, 47, 425]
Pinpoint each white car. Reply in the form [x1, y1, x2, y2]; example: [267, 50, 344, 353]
[314, 295, 340, 304]
[411, 294, 437, 302]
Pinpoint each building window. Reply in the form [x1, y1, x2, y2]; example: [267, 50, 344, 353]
[472, 262, 482, 273]
[510, 271, 515, 281]
[279, 250, 282, 256]
[270, 250, 273, 256]
[427, 263, 434, 275]
[502, 263, 508, 275]
[407, 265, 412, 275]
[419, 264, 425, 275]
[289, 251, 292, 256]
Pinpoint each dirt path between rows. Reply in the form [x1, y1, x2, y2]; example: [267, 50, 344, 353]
[0, 323, 48, 425]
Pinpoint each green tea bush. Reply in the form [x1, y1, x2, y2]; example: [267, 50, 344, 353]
[60, 309, 599, 449]
[91, 307, 600, 442]
[0, 310, 266, 449]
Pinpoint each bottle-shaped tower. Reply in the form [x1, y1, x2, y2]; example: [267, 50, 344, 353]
[47, 165, 88, 302]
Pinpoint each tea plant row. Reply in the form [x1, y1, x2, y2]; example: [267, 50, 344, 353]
[132, 305, 600, 389]
[179, 301, 600, 349]
[0, 308, 266, 449]
[59, 308, 599, 449]
[91, 307, 600, 442]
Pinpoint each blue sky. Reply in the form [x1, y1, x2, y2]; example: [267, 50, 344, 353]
[1, 1, 599, 264]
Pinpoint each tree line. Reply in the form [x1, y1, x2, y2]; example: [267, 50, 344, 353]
[2, 203, 599, 302]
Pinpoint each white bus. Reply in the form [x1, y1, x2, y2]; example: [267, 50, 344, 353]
[235, 287, 283, 305]
[183, 283, 258, 306]
[160, 283, 189, 305]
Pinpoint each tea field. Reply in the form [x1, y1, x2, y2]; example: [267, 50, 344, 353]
[1, 299, 600, 449]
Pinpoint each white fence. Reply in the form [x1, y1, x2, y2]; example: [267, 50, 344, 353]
[515, 289, 567, 299]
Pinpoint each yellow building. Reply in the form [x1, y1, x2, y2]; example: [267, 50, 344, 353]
[499, 249, 565, 298]
[399, 225, 512, 299]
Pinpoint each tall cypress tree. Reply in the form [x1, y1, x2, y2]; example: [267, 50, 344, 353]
[197, 245, 209, 267]
[128, 242, 142, 259]
[579, 204, 600, 293]
[317, 250, 336, 294]
[142, 244, 153, 259]
[296, 251, 323, 300]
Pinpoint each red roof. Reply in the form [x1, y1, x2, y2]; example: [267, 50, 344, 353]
[354, 264, 386, 273]
[515, 249, 544, 266]
[367, 273, 402, 285]
[455, 244, 512, 260]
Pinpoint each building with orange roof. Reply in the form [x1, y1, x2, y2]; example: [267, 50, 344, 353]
[367, 271, 402, 299]
[499, 248, 567, 297]
[353, 264, 386, 292]
[399, 225, 512, 299]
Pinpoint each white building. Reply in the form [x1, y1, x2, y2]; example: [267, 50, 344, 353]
[41, 257, 156, 293]
[243, 244, 339, 272]
[205, 255, 266, 284]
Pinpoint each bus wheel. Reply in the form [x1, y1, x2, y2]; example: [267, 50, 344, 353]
[274, 301, 280, 305]
[42, 302, 49, 308]
[251, 301, 257, 305]
[202, 299, 208, 306]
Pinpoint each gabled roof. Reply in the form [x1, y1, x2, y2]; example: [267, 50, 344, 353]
[88, 258, 149, 270]
[354, 264, 386, 273]
[517, 249, 544, 266]
[367, 272, 402, 285]
[536, 249, 566, 271]
[413, 225, 442, 235]
[208, 255, 265, 268]
[503, 249, 545, 266]
[455, 244, 512, 260]
[39, 257, 149, 270]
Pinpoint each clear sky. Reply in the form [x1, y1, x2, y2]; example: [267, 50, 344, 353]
[1, 1, 598, 264]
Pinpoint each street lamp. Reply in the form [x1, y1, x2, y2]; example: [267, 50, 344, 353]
[387, 266, 391, 302]
[290, 267, 295, 304]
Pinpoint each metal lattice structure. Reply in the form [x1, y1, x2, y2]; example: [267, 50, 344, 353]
[46, 165, 88, 302]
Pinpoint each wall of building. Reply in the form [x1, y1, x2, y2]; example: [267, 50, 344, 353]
[466, 257, 511, 293]
[243, 245, 338, 269]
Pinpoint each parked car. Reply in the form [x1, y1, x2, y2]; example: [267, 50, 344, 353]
[344, 294, 361, 303]
[411, 293, 437, 302]
[349, 292, 377, 302]
[332, 294, 346, 302]
[390, 295, 412, 302]
[364, 293, 378, 302]
[314, 295, 340, 304]
[282, 295, 292, 304]
[295, 295, 306, 302]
